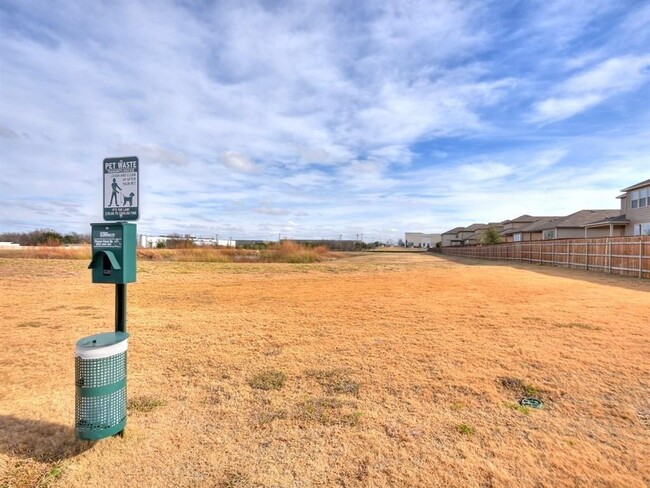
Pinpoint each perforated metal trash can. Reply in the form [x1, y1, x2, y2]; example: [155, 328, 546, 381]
[75, 332, 129, 440]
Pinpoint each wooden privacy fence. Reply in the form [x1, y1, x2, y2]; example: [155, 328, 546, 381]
[440, 236, 650, 279]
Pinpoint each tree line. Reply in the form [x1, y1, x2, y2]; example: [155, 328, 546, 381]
[0, 229, 90, 246]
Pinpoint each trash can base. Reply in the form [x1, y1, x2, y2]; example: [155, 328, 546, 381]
[76, 418, 126, 441]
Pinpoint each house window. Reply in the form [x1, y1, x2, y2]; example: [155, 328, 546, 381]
[639, 187, 648, 208]
[513, 233, 522, 242]
[634, 223, 650, 236]
[631, 190, 639, 209]
[543, 229, 556, 240]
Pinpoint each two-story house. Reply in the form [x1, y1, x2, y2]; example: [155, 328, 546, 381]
[581, 178, 650, 237]
[457, 223, 488, 245]
[441, 227, 465, 246]
[501, 215, 560, 242]
[532, 209, 621, 239]
[621, 178, 650, 236]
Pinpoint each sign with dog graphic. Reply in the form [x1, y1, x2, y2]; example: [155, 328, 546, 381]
[103, 156, 139, 221]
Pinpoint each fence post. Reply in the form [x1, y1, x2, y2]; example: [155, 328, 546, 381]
[607, 239, 612, 274]
[552, 240, 555, 267]
[586, 240, 589, 270]
[640, 238, 643, 279]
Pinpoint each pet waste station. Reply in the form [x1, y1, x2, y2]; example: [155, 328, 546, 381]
[75, 156, 139, 441]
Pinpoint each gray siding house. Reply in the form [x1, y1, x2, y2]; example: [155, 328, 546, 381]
[441, 227, 465, 246]
[621, 178, 650, 236]
[533, 209, 621, 239]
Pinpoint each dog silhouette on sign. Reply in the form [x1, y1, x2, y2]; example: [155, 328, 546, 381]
[123, 192, 135, 207]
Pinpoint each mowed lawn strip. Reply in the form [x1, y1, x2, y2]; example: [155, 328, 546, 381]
[0, 254, 649, 487]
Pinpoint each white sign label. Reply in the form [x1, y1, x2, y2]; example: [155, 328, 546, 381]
[103, 156, 139, 221]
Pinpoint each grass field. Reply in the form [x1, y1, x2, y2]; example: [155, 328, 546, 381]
[1, 253, 648, 487]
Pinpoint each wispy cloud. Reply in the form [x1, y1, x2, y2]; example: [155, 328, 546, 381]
[220, 152, 258, 173]
[531, 55, 650, 123]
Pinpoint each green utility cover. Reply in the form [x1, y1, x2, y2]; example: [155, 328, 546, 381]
[76, 332, 129, 349]
[519, 397, 544, 409]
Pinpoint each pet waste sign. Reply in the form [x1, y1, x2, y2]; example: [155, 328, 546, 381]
[103, 156, 139, 221]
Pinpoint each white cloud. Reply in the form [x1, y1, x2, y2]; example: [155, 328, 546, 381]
[531, 55, 650, 123]
[253, 207, 290, 216]
[220, 152, 258, 173]
[117, 143, 188, 167]
[532, 95, 603, 123]
[458, 162, 513, 182]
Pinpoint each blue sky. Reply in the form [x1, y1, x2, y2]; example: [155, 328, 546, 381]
[1, 0, 649, 241]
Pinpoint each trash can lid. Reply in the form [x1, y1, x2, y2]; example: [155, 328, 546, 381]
[76, 332, 129, 359]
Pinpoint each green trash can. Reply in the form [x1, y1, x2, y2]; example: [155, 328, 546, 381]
[75, 332, 129, 440]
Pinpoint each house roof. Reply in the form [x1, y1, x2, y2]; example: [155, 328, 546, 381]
[501, 216, 561, 234]
[528, 210, 621, 231]
[557, 210, 621, 227]
[500, 214, 537, 225]
[441, 226, 465, 235]
[582, 214, 630, 228]
[621, 178, 650, 192]
[462, 223, 487, 232]
[517, 217, 563, 233]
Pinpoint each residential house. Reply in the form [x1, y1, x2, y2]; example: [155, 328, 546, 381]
[619, 178, 650, 236]
[473, 222, 504, 244]
[457, 223, 488, 245]
[441, 227, 465, 246]
[580, 178, 650, 237]
[532, 209, 621, 240]
[501, 215, 560, 242]
[515, 217, 563, 241]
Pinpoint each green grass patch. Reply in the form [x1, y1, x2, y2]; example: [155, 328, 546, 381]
[37, 463, 64, 487]
[249, 370, 286, 390]
[305, 368, 360, 397]
[252, 407, 287, 426]
[456, 423, 475, 435]
[505, 402, 531, 415]
[499, 376, 540, 398]
[127, 395, 165, 412]
[219, 470, 251, 488]
[294, 397, 361, 426]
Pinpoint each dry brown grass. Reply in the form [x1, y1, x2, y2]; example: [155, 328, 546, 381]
[1, 254, 649, 487]
[0, 241, 337, 264]
[0, 246, 91, 260]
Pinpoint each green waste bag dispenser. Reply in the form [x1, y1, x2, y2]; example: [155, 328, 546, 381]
[88, 223, 137, 284]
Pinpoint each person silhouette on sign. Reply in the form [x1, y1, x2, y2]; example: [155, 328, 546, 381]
[109, 178, 122, 207]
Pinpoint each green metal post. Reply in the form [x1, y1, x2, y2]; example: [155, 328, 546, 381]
[115, 284, 126, 333]
[115, 283, 126, 437]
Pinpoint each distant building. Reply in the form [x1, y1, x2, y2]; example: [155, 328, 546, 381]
[404, 232, 441, 248]
[138, 235, 236, 248]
